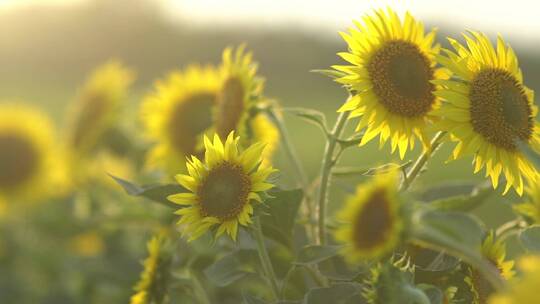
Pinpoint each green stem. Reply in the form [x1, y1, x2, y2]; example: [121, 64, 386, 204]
[266, 106, 317, 241]
[266, 107, 309, 189]
[400, 131, 446, 191]
[253, 216, 280, 301]
[496, 219, 526, 241]
[317, 111, 350, 245]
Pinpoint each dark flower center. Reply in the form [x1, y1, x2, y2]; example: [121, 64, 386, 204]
[197, 161, 251, 220]
[469, 68, 533, 150]
[367, 40, 436, 117]
[0, 133, 39, 189]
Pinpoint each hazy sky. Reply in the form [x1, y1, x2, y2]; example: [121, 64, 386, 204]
[1, 0, 538, 46]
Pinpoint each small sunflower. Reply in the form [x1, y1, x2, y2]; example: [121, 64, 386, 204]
[488, 255, 540, 304]
[67, 60, 135, 155]
[363, 255, 415, 304]
[0, 104, 61, 201]
[333, 8, 446, 159]
[130, 233, 172, 304]
[168, 132, 275, 241]
[213, 45, 264, 141]
[434, 32, 539, 195]
[334, 170, 404, 261]
[141, 65, 221, 174]
[513, 182, 540, 223]
[465, 232, 514, 304]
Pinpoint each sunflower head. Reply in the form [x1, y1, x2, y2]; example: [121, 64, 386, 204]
[434, 32, 539, 195]
[130, 233, 172, 304]
[488, 255, 540, 304]
[141, 65, 220, 175]
[68, 60, 135, 155]
[334, 169, 404, 261]
[333, 7, 445, 159]
[465, 232, 514, 304]
[168, 132, 276, 241]
[0, 104, 62, 202]
[214, 45, 264, 141]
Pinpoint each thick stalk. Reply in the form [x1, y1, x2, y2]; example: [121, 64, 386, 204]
[253, 216, 280, 301]
[400, 131, 446, 191]
[317, 111, 350, 244]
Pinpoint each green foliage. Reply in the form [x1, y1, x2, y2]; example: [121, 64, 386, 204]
[519, 226, 540, 253]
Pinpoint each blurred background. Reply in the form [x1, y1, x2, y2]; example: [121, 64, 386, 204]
[0, 0, 538, 303]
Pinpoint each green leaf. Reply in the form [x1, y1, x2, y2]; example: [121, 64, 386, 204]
[310, 69, 347, 79]
[303, 283, 362, 304]
[411, 210, 505, 290]
[318, 255, 365, 281]
[203, 249, 260, 287]
[260, 189, 303, 247]
[427, 183, 493, 212]
[110, 175, 183, 208]
[417, 284, 444, 304]
[284, 107, 328, 134]
[519, 225, 540, 253]
[294, 245, 341, 265]
[411, 248, 460, 272]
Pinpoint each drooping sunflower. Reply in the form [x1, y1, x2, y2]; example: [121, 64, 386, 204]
[141, 65, 221, 175]
[67, 60, 135, 156]
[334, 170, 404, 261]
[488, 255, 540, 304]
[0, 104, 62, 202]
[130, 233, 172, 304]
[333, 8, 446, 159]
[168, 132, 275, 241]
[465, 232, 515, 304]
[434, 32, 539, 195]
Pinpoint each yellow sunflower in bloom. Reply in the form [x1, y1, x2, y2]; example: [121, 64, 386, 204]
[213, 45, 263, 140]
[333, 8, 446, 159]
[334, 170, 404, 261]
[513, 182, 540, 223]
[141, 65, 221, 175]
[488, 255, 540, 304]
[434, 32, 539, 195]
[130, 233, 171, 304]
[67, 60, 135, 156]
[168, 133, 276, 241]
[465, 232, 515, 304]
[0, 104, 62, 202]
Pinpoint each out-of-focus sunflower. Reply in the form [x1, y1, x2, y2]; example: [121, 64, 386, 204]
[363, 255, 415, 304]
[168, 133, 275, 241]
[69, 231, 105, 258]
[67, 60, 135, 156]
[0, 104, 62, 202]
[434, 32, 539, 195]
[488, 255, 540, 304]
[465, 232, 514, 304]
[248, 113, 279, 167]
[130, 233, 172, 304]
[213, 45, 263, 140]
[333, 8, 446, 159]
[334, 170, 404, 261]
[513, 182, 540, 223]
[141, 65, 220, 175]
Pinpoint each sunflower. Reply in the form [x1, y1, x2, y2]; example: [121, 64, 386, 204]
[130, 233, 172, 304]
[248, 113, 279, 167]
[67, 60, 135, 156]
[465, 232, 514, 304]
[213, 45, 264, 141]
[488, 255, 540, 304]
[334, 170, 404, 261]
[513, 182, 540, 223]
[434, 32, 539, 195]
[363, 255, 415, 304]
[333, 8, 446, 159]
[168, 132, 275, 241]
[0, 104, 61, 202]
[142, 65, 221, 175]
